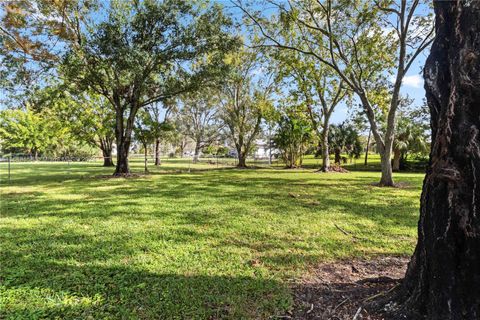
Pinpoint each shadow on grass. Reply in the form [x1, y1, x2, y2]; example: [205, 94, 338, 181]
[0, 165, 423, 319]
[1, 250, 289, 319]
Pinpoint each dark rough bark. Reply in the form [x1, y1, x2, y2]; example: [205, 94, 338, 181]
[114, 141, 130, 175]
[388, 2, 480, 318]
[237, 148, 247, 168]
[237, 154, 247, 168]
[113, 104, 135, 176]
[155, 138, 161, 166]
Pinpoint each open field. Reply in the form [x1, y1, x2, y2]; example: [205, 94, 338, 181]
[0, 158, 424, 319]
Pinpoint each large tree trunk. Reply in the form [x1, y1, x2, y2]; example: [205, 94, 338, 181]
[379, 147, 394, 186]
[113, 108, 132, 176]
[388, 2, 480, 318]
[100, 139, 115, 167]
[102, 149, 114, 167]
[115, 140, 130, 175]
[154, 138, 161, 166]
[237, 150, 247, 168]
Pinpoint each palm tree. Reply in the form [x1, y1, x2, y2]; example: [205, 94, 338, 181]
[328, 123, 362, 165]
[392, 116, 428, 171]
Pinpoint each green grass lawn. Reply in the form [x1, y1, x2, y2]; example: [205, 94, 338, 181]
[0, 158, 424, 319]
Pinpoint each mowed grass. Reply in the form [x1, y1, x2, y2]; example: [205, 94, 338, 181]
[0, 157, 424, 319]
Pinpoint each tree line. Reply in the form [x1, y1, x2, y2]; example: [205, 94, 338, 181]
[0, 0, 430, 183]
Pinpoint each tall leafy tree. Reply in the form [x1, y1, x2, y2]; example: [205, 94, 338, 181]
[273, 50, 347, 171]
[62, 0, 237, 175]
[0, 107, 62, 159]
[50, 90, 117, 167]
[178, 89, 223, 163]
[134, 110, 156, 173]
[141, 101, 175, 166]
[273, 105, 313, 168]
[220, 49, 273, 168]
[392, 111, 429, 171]
[237, 0, 434, 186]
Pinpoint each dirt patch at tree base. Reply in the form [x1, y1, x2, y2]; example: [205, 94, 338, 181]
[287, 256, 409, 319]
[315, 165, 350, 173]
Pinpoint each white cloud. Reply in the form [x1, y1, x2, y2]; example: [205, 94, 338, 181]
[402, 74, 423, 88]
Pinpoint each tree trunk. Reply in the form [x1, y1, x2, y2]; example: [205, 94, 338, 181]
[379, 148, 394, 186]
[365, 129, 371, 166]
[143, 143, 149, 174]
[388, 2, 480, 318]
[359, 96, 395, 187]
[193, 141, 200, 163]
[155, 138, 161, 166]
[102, 149, 114, 167]
[392, 148, 401, 172]
[113, 104, 135, 176]
[100, 139, 115, 167]
[114, 140, 130, 175]
[320, 123, 330, 172]
[114, 123, 131, 176]
[237, 151, 247, 168]
[179, 139, 186, 158]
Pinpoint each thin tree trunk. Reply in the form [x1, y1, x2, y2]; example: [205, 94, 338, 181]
[360, 97, 395, 186]
[365, 129, 371, 166]
[143, 143, 148, 173]
[269, 127, 272, 165]
[321, 121, 330, 172]
[387, 2, 480, 318]
[155, 138, 161, 166]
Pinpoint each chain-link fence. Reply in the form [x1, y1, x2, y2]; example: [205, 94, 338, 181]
[0, 153, 282, 184]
